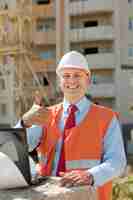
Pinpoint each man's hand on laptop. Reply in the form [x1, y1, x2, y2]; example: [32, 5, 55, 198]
[59, 170, 94, 187]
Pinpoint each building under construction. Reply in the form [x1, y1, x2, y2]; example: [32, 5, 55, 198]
[0, 0, 55, 127]
[0, 0, 133, 126]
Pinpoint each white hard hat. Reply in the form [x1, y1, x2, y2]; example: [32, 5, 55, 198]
[56, 51, 90, 76]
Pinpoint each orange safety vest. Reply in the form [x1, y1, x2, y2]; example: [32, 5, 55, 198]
[37, 103, 115, 200]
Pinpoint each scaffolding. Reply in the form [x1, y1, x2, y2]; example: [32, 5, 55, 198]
[0, 0, 50, 126]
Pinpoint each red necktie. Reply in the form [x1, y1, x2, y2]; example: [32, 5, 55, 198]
[56, 104, 78, 176]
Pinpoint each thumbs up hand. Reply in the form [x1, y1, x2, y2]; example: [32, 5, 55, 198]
[22, 91, 51, 126]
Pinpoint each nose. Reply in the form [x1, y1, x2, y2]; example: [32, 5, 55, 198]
[67, 76, 78, 83]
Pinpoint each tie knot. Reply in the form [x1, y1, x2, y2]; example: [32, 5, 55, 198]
[68, 104, 78, 114]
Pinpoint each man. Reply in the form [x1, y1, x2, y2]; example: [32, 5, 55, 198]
[22, 51, 126, 200]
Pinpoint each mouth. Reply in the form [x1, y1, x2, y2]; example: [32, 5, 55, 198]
[66, 85, 80, 89]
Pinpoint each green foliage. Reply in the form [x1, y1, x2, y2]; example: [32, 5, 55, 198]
[112, 176, 133, 200]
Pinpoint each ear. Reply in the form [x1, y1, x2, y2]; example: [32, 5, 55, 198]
[87, 74, 91, 85]
[57, 76, 63, 92]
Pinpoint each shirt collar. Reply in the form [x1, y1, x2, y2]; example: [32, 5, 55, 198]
[63, 96, 92, 114]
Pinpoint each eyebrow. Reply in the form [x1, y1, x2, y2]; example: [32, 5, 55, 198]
[63, 72, 83, 75]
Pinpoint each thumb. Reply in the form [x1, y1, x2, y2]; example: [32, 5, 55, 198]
[34, 91, 43, 106]
[59, 172, 66, 177]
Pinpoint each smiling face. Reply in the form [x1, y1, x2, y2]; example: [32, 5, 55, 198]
[59, 68, 91, 103]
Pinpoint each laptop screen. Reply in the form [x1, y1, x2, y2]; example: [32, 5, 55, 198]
[0, 128, 31, 186]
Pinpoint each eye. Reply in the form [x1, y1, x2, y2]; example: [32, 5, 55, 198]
[61, 73, 83, 80]
[62, 74, 71, 79]
[73, 74, 82, 79]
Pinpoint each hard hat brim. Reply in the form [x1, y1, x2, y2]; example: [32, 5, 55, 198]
[56, 64, 90, 76]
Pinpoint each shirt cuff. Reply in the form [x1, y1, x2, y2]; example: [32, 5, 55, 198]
[89, 173, 94, 186]
[14, 119, 23, 128]
[87, 168, 101, 187]
[20, 119, 26, 127]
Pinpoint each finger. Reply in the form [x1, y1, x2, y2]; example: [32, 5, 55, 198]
[59, 172, 65, 177]
[38, 108, 49, 114]
[60, 172, 77, 186]
[62, 171, 88, 186]
[65, 171, 80, 180]
[71, 175, 81, 183]
[72, 179, 83, 186]
[59, 172, 68, 186]
[60, 176, 68, 186]
[34, 91, 43, 106]
[60, 174, 72, 186]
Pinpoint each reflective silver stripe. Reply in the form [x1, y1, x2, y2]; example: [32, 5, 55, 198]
[66, 159, 100, 169]
[38, 153, 47, 165]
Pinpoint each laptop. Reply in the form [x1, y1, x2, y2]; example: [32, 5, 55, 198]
[0, 128, 47, 189]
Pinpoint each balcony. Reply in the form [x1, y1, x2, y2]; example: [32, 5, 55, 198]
[70, 0, 113, 16]
[86, 53, 115, 69]
[32, 58, 56, 72]
[0, 90, 11, 98]
[0, 114, 11, 125]
[89, 83, 115, 98]
[33, 31, 56, 45]
[70, 26, 114, 42]
[32, 4, 55, 18]
[128, 57, 133, 66]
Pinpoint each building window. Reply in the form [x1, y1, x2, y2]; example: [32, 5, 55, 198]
[36, 19, 55, 32]
[99, 47, 113, 53]
[84, 48, 98, 55]
[84, 21, 98, 28]
[0, 104, 7, 116]
[92, 98, 115, 109]
[43, 24, 51, 32]
[39, 51, 55, 59]
[91, 75, 97, 84]
[43, 76, 49, 86]
[36, 0, 50, 5]
[33, 73, 49, 86]
[128, 47, 133, 57]
[91, 70, 114, 84]
[128, 0, 133, 3]
[128, 18, 133, 30]
[70, 0, 88, 2]
[0, 79, 5, 90]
